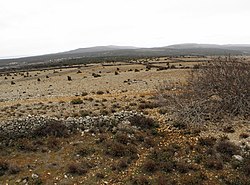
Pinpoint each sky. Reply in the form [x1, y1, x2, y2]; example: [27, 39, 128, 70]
[0, 0, 250, 58]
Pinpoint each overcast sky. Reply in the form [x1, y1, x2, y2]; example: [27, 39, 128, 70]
[0, 0, 250, 58]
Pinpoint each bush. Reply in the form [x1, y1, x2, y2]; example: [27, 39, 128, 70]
[180, 172, 206, 185]
[143, 137, 156, 148]
[159, 161, 175, 173]
[114, 132, 130, 144]
[76, 147, 95, 157]
[138, 102, 159, 109]
[92, 73, 101, 78]
[222, 176, 250, 185]
[158, 58, 250, 124]
[149, 147, 176, 162]
[198, 136, 217, 147]
[71, 98, 83, 104]
[142, 159, 158, 173]
[156, 175, 174, 185]
[190, 59, 250, 115]
[95, 172, 105, 179]
[158, 108, 168, 114]
[241, 157, 250, 176]
[114, 158, 129, 171]
[239, 133, 249, 139]
[172, 121, 187, 129]
[67, 163, 87, 175]
[33, 120, 69, 138]
[105, 141, 137, 158]
[95, 134, 108, 144]
[175, 161, 190, 173]
[0, 160, 9, 176]
[205, 158, 223, 170]
[30, 178, 43, 185]
[100, 109, 109, 115]
[132, 175, 150, 185]
[16, 138, 38, 152]
[46, 137, 61, 150]
[129, 115, 158, 130]
[67, 76, 72, 81]
[8, 165, 21, 174]
[223, 126, 235, 133]
[216, 140, 239, 157]
[0, 161, 20, 176]
[170, 65, 176, 69]
[81, 92, 88, 96]
[148, 147, 177, 173]
[79, 110, 91, 117]
[96, 91, 104, 95]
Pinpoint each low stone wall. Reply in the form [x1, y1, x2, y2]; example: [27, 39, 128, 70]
[0, 111, 143, 140]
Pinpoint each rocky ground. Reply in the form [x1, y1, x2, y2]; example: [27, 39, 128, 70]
[0, 56, 249, 184]
[0, 59, 191, 121]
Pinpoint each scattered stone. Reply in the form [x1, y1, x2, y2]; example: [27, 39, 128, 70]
[233, 155, 244, 161]
[32, 173, 39, 179]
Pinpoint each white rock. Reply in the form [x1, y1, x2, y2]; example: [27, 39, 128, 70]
[233, 155, 244, 161]
[32, 173, 39, 179]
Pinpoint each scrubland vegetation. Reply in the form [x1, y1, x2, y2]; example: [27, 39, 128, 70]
[0, 56, 249, 184]
[158, 58, 250, 125]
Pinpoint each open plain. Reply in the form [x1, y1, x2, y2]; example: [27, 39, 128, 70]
[0, 56, 249, 185]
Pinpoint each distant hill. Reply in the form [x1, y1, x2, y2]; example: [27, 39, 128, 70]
[166, 43, 222, 49]
[62, 46, 139, 54]
[167, 43, 250, 48]
[0, 44, 250, 70]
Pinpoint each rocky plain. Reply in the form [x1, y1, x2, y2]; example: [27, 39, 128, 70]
[0, 56, 249, 184]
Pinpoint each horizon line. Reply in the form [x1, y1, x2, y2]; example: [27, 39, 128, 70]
[1, 42, 250, 60]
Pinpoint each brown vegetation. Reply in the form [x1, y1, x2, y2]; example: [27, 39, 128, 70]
[158, 58, 250, 125]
